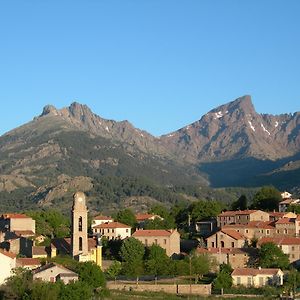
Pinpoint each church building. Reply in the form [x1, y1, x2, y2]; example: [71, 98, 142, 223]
[50, 192, 102, 268]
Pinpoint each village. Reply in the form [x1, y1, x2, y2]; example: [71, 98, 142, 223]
[0, 189, 300, 299]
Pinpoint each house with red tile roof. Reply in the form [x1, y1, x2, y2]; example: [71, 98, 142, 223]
[0, 213, 35, 235]
[16, 257, 41, 270]
[206, 228, 246, 249]
[217, 210, 269, 227]
[223, 221, 276, 240]
[92, 215, 114, 228]
[132, 229, 180, 256]
[92, 221, 131, 240]
[231, 268, 283, 287]
[0, 249, 16, 284]
[135, 213, 163, 228]
[196, 247, 258, 269]
[258, 237, 300, 265]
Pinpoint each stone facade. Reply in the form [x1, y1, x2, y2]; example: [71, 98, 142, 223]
[133, 229, 180, 257]
[71, 192, 88, 257]
[206, 229, 246, 249]
[217, 210, 269, 228]
[107, 282, 211, 295]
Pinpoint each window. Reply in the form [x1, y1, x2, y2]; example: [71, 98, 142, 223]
[107, 229, 110, 233]
[266, 230, 270, 235]
[231, 242, 235, 248]
[212, 242, 215, 247]
[164, 239, 167, 245]
[284, 229, 288, 234]
[221, 241, 225, 248]
[112, 229, 114, 233]
[237, 277, 241, 284]
[245, 230, 248, 233]
[126, 229, 129, 233]
[155, 239, 158, 245]
[292, 246, 295, 251]
[247, 277, 252, 286]
[78, 216, 83, 232]
[79, 237, 83, 251]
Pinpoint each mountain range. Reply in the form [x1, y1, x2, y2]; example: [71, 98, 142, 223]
[0, 95, 299, 212]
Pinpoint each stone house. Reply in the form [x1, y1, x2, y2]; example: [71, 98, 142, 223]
[92, 221, 131, 240]
[222, 221, 276, 241]
[206, 228, 246, 249]
[274, 218, 296, 236]
[33, 263, 78, 284]
[258, 237, 300, 265]
[0, 249, 16, 285]
[232, 268, 283, 287]
[135, 213, 163, 228]
[132, 229, 180, 257]
[196, 247, 258, 269]
[269, 211, 296, 222]
[217, 210, 269, 227]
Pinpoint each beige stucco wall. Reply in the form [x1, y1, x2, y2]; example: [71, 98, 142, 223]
[33, 265, 75, 282]
[232, 272, 283, 287]
[10, 218, 35, 233]
[93, 227, 131, 240]
[0, 253, 16, 285]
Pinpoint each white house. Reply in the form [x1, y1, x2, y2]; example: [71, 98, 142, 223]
[91, 215, 113, 228]
[92, 221, 131, 240]
[0, 249, 16, 285]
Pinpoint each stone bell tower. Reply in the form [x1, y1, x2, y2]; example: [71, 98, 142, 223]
[71, 191, 88, 257]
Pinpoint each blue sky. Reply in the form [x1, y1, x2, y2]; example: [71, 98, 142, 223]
[1, 1, 299, 136]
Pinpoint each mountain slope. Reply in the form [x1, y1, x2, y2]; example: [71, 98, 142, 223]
[159, 95, 300, 162]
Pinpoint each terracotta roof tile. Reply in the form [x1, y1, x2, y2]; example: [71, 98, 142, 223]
[93, 215, 113, 221]
[32, 246, 47, 256]
[133, 229, 176, 237]
[16, 258, 41, 267]
[0, 249, 16, 259]
[276, 218, 295, 224]
[219, 210, 258, 217]
[232, 268, 280, 276]
[135, 213, 155, 221]
[258, 237, 300, 246]
[1, 213, 30, 219]
[221, 228, 244, 240]
[94, 221, 131, 229]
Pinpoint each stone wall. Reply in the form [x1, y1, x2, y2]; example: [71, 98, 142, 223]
[107, 281, 211, 295]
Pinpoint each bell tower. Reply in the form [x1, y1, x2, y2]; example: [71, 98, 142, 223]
[71, 191, 88, 257]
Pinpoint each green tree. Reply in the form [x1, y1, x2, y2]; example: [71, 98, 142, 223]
[59, 281, 93, 300]
[189, 200, 223, 222]
[1, 268, 32, 299]
[258, 242, 290, 269]
[145, 244, 170, 276]
[213, 263, 233, 290]
[119, 237, 145, 279]
[31, 281, 61, 300]
[284, 269, 300, 297]
[251, 186, 281, 211]
[190, 253, 211, 283]
[105, 260, 122, 280]
[231, 195, 248, 210]
[75, 261, 106, 289]
[115, 209, 137, 228]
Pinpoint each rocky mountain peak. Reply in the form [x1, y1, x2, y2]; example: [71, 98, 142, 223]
[40, 105, 58, 117]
